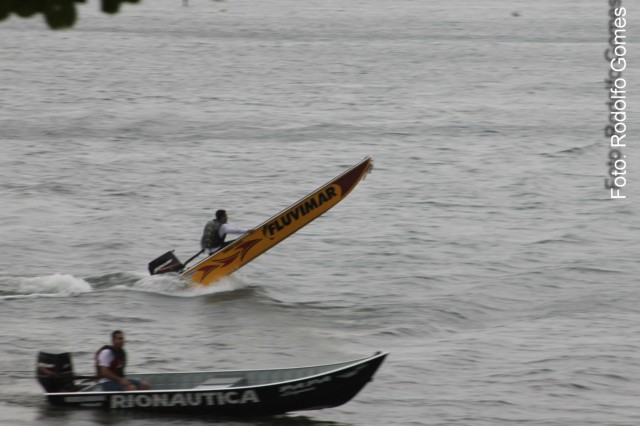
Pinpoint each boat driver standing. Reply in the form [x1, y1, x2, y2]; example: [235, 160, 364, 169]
[96, 330, 149, 391]
[200, 209, 249, 255]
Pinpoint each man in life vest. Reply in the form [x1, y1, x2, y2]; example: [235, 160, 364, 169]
[200, 209, 249, 255]
[96, 330, 149, 391]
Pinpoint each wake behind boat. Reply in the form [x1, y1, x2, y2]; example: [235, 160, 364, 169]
[148, 157, 373, 286]
[36, 351, 387, 416]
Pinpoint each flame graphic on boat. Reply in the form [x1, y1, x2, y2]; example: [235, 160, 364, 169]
[196, 239, 262, 281]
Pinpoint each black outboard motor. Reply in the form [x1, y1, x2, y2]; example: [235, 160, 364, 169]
[36, 352, 76, 393]
[148, 250, 184, 275]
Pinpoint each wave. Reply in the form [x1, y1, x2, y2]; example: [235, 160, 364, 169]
[0, 273, 92, 299]
[0, 272, 247, 300]
[129, 273, 247, 297]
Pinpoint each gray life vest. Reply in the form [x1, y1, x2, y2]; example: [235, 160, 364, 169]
[201, 219, 225, 249]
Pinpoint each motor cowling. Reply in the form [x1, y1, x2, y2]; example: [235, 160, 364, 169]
[36, 352, 76, 393]
[148, 250, 184, 275]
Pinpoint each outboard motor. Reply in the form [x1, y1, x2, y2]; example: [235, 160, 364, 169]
[36, 352, 76, 393]
[148, 250, 184, 275]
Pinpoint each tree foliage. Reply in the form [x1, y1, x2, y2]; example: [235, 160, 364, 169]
[0, 0, 140, 30]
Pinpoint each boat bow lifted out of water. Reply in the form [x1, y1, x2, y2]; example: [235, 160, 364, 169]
[36, 351, 387, 416]
[148, 157, 373, 286]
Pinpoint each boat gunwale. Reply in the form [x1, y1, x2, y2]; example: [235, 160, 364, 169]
[182, 156, 373, 273]
[44, 351, 387, 396]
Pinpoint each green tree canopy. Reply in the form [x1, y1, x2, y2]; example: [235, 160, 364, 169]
[0, 0, 140, 30]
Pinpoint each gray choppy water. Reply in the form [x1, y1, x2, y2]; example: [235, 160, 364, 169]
[1, 0, 640, 425]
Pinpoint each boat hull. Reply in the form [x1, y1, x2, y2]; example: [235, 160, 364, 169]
[181, 157, 373, 286]
[42, 352, 387, 416]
